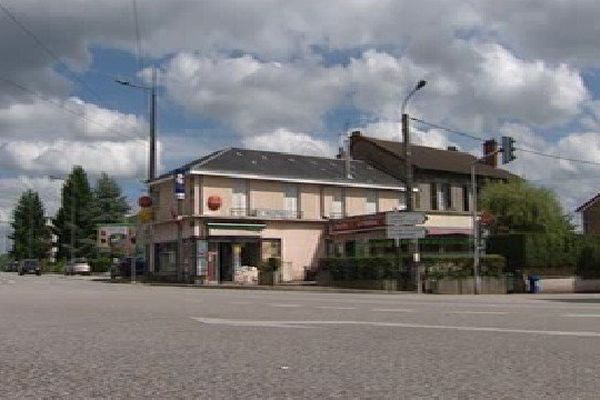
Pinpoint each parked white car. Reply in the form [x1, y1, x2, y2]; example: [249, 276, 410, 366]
[65, 258, 92, 275]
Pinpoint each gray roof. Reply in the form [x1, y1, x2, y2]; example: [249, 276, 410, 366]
[174, 148, 404, 188]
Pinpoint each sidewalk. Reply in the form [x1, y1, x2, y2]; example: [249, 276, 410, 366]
[114, 278, 412, 294]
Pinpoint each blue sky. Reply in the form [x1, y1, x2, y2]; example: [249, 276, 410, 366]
[1, 0, 600, 251]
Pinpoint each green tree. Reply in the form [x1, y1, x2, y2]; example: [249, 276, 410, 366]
[480, 178, 572, 234]
[94, 173, 130, 224]
[53, 166, 97, 261]
[9, 190, 51, 260]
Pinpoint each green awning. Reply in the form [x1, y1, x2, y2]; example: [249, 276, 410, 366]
[207, 222, 266, 231]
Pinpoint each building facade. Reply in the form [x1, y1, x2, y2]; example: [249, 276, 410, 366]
[577, 194, 600, 234]
[146, 136, 513, 283]
[147, 148, 406, 282]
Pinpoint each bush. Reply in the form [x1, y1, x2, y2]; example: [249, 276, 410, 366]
[42, 261, 65, 273]
[89, 257, 112, 273]
[321, 255, 505, 282]
[322, 257, 400, 281]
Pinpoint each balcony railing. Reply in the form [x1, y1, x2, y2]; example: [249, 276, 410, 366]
[230, 208, 303, 219]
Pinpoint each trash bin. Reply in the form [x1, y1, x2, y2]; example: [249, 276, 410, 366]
[528, 274, 540, 293]
[506, 272, 515, 294]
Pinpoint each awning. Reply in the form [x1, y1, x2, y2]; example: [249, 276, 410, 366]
[426, 227, 471, 235]
[207, 222, 266, 237]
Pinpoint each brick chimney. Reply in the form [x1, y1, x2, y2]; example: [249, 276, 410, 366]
[482, 139, 498, 168]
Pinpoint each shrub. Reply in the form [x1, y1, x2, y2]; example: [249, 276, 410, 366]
[259, 257, 281, 272]
[89, 257, 112, 273]
[321, 255, 505, 282]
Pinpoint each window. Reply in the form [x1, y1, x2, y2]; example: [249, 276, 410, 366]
[232, 180, 247, 215]
[284, 184, 299, 218]
[430, 183, 438, 211]
[398, 192, 407, 210]
[463, 185, 470, 212]
[365, 191, 378, 214]
[441, 183, 452, 210]
[414, 187, 421, 209]
[331, 191, 343, 218]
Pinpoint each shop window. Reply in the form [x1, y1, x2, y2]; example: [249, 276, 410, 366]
[344, 241, 356, 257]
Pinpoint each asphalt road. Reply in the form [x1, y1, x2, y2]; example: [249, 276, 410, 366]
[2, 273, 600, 399]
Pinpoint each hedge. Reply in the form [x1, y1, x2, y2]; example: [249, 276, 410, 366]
[488, 233, 600, 277]
[320, 255, 505, 281]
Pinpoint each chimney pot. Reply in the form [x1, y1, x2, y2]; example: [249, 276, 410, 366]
[447, 146, 458, 151]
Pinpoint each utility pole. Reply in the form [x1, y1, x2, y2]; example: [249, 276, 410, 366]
[149, 67, 157, 181]
[401, 80, 427, 292]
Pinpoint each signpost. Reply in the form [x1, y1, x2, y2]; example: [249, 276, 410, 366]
[385, 211, 427, 227]
[385, 210, 427, 293]
[386, 225, 426, 240]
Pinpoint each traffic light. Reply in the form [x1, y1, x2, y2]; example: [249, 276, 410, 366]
[501, 136, 516, 164]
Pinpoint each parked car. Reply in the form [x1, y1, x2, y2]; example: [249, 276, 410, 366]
[6, 261, 19, 272]
[18, 259, 41, 276]
[64, 258, 92, 275]
[111, 257, 146, 279]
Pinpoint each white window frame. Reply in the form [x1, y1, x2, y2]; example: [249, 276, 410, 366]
[284, 183, 299, 216]
[232, 179, 247, 212]
[365, 190, 378, 214]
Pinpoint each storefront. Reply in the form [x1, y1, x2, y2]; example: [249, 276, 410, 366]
[326, 212, 472, 258]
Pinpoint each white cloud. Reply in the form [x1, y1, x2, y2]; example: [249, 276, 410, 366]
[0, 139, 148, 178]
[158, 53, 347, 135]
[242, 129, 335, 157]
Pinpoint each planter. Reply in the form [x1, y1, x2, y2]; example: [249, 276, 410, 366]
[429, 276, 507, 294]
[258, 270, 280, 286]
[331, 279, 398, 291]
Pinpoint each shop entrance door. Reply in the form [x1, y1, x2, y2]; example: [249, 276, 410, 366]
[218, 243, 233, 282]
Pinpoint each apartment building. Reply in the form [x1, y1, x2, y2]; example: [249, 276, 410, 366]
[147, 148, 406, 282]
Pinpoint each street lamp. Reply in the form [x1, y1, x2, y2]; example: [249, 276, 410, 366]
[115, 68, 157, 182]
[401, 79, 427, 211]
[400, 80, 427, 293]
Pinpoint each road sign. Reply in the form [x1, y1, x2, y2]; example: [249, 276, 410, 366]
[386, 211, 427, 226]
[386, 225, 427, 240]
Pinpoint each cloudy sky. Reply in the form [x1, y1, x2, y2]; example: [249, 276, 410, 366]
[1, 0, 600, 249]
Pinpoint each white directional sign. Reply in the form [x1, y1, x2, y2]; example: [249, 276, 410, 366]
[386, 225, 427, 240]
[385, 211, 427, 226]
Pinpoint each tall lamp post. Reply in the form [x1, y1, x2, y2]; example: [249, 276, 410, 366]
[116, 67, 158, 280]
[401, 80, 427, 293]
[115, 67, 157, 181]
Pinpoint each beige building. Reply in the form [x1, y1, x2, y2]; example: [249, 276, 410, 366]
[147, 148, 406, 283]
[146, 137, 513, 283]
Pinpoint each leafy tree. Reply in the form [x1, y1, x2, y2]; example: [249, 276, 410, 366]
[53, 166, 97, 261]
[94, 173, 130, 224]
[9, 190, 51, 260]
[480, 178, 573, 235]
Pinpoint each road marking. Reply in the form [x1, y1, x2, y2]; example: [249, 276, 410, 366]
[269, 303, 301, 308]
[316, 306, 356, 310]
[562, 314, 600, 318]
[372, 308, 414, 313]
[191, 317, 600, 337]
[450, 311, 509, 315]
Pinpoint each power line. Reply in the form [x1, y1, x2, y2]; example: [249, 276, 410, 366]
[411, 116, 600, 167]
[0, 0, 104, 103]
[410, 117, 484, 142]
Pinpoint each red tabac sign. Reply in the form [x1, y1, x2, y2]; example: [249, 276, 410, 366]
[329, 212, 386, 234]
